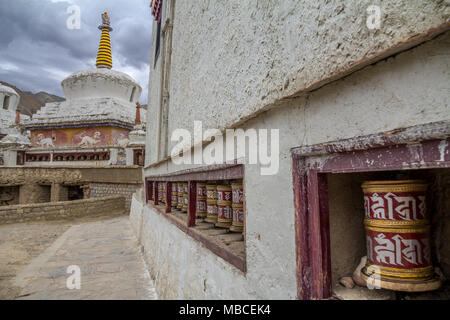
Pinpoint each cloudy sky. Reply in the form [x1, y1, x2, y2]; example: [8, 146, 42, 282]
[0, 0, 153, 103]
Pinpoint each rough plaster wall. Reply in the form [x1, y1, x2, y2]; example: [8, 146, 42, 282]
[142, 34, 449, 299]
[156, 0, 450, 157]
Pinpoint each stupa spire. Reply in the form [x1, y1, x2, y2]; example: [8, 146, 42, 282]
[96, 12, 113, 69]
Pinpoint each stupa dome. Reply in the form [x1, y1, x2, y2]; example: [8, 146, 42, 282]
[61, 68, 142, 104]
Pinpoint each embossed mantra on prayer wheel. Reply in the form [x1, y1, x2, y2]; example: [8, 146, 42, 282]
[177, 182, 184, 210]
[230, 181, 244, 233]
[182, 182, 188, 213]
[205, 183, 218, 223]
[360, 180, 441, 292]
[171, 183, 178, 207]
[196, 182, 207, 218]
[216, 184, 233, 228]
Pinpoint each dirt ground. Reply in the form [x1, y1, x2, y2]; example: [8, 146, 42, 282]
[0, 214, 126, 300]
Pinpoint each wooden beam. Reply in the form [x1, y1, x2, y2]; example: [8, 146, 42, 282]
[292, 120, 450, 157]
[145, 164, 243, 182]
[165, 181, 172, 213]
[153, 181, 159, 206]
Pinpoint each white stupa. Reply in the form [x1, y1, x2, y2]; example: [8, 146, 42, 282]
[20, 11, 146, 167]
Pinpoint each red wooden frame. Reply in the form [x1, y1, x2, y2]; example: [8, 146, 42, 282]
[165, 181, 172, 213]
[144, 164, 246, 271]
[187, 181, 197, 227]
[291, 121, 450, 300]
[153, 181, 159, 206]
[145, 178, 153, 202]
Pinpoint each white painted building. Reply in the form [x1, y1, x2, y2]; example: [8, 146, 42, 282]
[0, 84, 30, 166]
[131, 1, 450, 299]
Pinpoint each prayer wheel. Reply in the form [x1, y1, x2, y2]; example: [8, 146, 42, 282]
[171, 183, 178, 208]
[196, 182, 207, 218]
[205, 183, 218, 223]
[216, 184, 232, 228]
[177, 182, 183, 210]
[230, 181, 244, 233]
[182, 182, 188, 213]
[360, 180, 441, 292]
[161, 182, 166, 204]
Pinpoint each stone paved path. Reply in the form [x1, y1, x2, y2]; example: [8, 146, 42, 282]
[14, 216, 157, 300]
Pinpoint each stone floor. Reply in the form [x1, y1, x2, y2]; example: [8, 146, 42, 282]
[12, 216, 157, 300]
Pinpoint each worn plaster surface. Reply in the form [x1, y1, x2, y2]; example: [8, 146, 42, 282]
[147, 0, 450, 160]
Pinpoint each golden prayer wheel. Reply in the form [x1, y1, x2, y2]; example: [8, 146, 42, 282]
[177, 182, 184, 210]
[205, 183, 218, 223]
[182, 182, 188, 213]
[360, 180, 441, 292]
[216, 184, 232, 228]
[196, 182, 207, 218]
[230, 181, 244, 233]
[171, 183, 178, 207]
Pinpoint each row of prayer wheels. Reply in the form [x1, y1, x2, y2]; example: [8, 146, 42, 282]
[157, 180, 244, 233]
[203, 180, 244, 232]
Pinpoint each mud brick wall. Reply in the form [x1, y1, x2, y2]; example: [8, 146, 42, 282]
[89, 183, 141, 211]
[0, 196, 125, 225]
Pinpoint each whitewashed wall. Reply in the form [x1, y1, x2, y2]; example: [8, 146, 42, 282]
[145, 0, 450, 159]
[137, 33, 450, 299]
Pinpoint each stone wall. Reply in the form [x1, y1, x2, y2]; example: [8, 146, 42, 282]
[0, 186, 19, 206]
[0, 166, 142, 205]
[89, 183, 140, 211]
[0, 196, 125, 225]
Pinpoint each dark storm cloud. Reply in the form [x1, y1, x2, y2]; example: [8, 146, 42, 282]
[0, 0, 152, 102]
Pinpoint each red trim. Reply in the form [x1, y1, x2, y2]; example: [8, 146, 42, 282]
[187, 181, 197, 227]
[291, 121, 450, 300]
[145, 178, 152, 202]
[16, 151, 25, 165]
[165, 181, 172, 213]
[151, 0, 162, 22]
